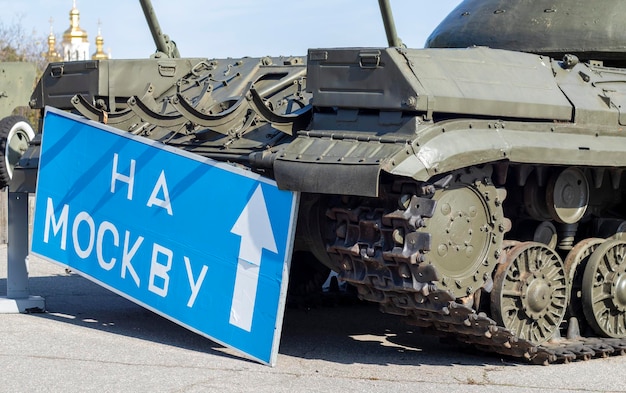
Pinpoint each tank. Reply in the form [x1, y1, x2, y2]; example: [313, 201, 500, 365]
[29, 0, 626, 364]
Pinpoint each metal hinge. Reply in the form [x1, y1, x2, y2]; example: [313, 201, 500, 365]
[158, 61, 177, 77]
[50, 65, 64, 78]
[359, 51, 381, 69]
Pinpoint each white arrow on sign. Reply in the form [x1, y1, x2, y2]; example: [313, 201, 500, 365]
[229, 184, 278, 331]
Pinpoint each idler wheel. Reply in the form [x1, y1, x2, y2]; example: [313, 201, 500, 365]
[491, 242, 568, 344]
[546, 167, 589, 224]
[582, 239, 626, 338]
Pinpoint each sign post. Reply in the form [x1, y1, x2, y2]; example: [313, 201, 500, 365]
[31, 108, 299, 365]
[0, 191, 45, 313]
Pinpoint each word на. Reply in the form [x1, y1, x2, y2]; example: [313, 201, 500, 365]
[41, 153, 208, 308]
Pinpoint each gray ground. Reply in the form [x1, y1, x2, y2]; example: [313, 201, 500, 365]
[1, 244, 624, 393]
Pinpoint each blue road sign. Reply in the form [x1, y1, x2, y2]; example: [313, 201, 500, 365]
[31, 108, 299, 366]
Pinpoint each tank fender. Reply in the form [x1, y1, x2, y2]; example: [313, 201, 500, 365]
[389, 123, 626, 181]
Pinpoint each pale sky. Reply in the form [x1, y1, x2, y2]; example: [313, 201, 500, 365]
[1, 1, 462, 59]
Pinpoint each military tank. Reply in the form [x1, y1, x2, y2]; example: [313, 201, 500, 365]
[29, 0, 626, 364]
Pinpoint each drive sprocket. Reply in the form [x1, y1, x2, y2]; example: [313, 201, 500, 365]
[419, 166, 509, 298]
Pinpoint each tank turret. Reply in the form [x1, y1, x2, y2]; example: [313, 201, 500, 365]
[426, 0, 626, 66]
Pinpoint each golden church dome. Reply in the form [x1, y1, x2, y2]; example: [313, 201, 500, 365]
[43, 21, 62, 62]
[62, 0, 88, 43]
[92, 26, 109, 60]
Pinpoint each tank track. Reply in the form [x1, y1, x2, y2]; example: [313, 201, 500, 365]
[324, 167, 626, 365]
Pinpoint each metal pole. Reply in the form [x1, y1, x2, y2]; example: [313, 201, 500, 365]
[7, 192, 29, 298]
[139, 0, 169, 55]
[139, 0, 179, 57]
[0, 189, 45, 313]
[378, 0, 402, 47]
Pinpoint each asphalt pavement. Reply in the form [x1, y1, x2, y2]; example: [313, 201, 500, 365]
[1, 244, 625, 393]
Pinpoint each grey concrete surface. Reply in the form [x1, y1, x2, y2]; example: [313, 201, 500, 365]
[1, 244, 625, 393]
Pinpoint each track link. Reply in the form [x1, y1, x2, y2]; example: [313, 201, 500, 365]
[324, 170, 626, 365]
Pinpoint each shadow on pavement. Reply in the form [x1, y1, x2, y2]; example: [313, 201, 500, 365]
[281, 300, 513, 367]
[0, 271, 514, 368]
